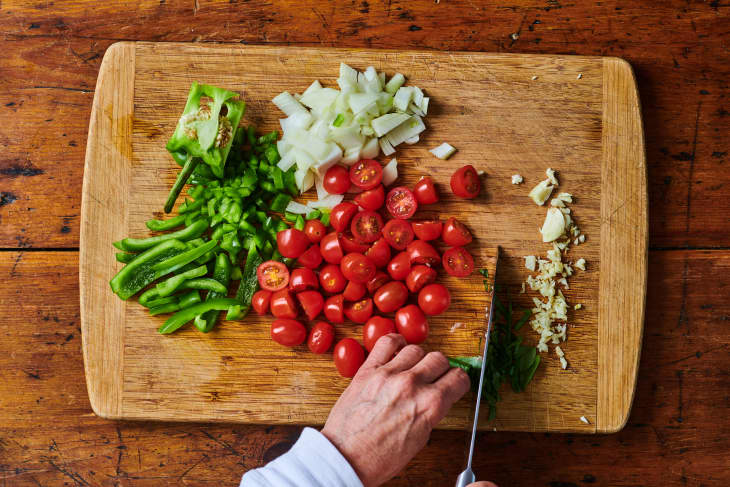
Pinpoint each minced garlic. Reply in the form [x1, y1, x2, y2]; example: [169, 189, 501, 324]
[528, 179, 554, 206]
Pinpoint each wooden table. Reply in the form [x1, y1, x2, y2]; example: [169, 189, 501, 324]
[1, 1, 728, 485]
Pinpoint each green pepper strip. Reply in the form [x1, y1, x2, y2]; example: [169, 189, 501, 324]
[117, 219, 208, 252]
[149, 302, 181, 316]
[234, 244, 263, 319]
[164, 154, 201, 213]
[143, 296, 178, 309]
[116, 252, 137, 264]
[155, 265, 207, 297]
[195, 253, 232, 333]
[158, 298, 239, 334]
[110, 239, 189, 300]
[178, 278, 227, 293]
[151, 239, 217, 274]
[177, 290, 202, 308]
[146, 214, 187, 231]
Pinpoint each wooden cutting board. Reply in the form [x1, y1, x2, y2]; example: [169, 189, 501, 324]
[80, 42, 646, 433]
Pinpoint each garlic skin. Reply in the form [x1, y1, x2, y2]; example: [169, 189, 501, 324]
[528, 179, 554, 205]
[540, 207, 566, 242]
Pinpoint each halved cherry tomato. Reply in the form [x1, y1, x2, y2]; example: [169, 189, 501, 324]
[350, 159, 383, 190]
[373, 281, 409, 313]
[270, 290, 298, 319]
[387, 251, 411, 281]
[297, 244, 323, 269]
[297, 290, 325, 320]
[289, 267, 319, 292]
[418, 283, 451, 316]
[395, 305, 429, 344]
[365, 237, 391, 268]
[333, 338, 366, 378]
[340, 233, 370, 254]
[366, 271, 390, 295]
[407, 240, 440, 266]
[450, 165, 481, 199]
[257, 261, 290, 291]
[344, 297, 374, 324]
[411, 220, 443, 242]
[386, 186, 418, 220]
[252, 289, 272, 315]
[330, 202, 358, 232]
[323, 165, 351, 194]
[442, 246, 475, 277]
[304, 219, 327, 244]
[413, 177, 439, 205]
[320, 232, 344, 264]
[442, 217, 473, 246]
[354, 184, 385, 211]
[324, 294, 345, 323]
[271, 319, 306, 347]
[319, 264, 347, 294]
[382, 219, 414, 250]
[406, 265, 438, 293]
[351, 210, 383, 243]
[343, 281, 367, 301]
[308, 321, 335, 354]
[340, 253, 376, 284]
[363, 316, 396, 352]
[276, 228, 310, 258]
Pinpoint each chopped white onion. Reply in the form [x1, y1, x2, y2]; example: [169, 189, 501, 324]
[272, 91, 308, 117]
[342, 146, 362, 165]
[386, 115, 425, 147]
[404, 135, 419, 145]
[429, 142, 456, 160]
[307, 194, 344, 209]
[379, 137, 395, 156]
[285, 200, 311, 214]
[361, 137, 380, 159]
[385, 73, 405, 95]
[382, 158, 398, 186]
[371, 113, 411, 137]
[393, 86, 413, 111]
[277, 151, 296, 172]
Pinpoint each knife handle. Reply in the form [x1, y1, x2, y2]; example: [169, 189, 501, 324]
[455, 468, 476, 487]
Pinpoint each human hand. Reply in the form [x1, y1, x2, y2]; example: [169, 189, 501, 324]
[468, 483, 498, 487]
[321, 333, 471, 487]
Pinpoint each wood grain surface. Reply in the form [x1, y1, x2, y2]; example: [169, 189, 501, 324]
[2, 0, 729, 485]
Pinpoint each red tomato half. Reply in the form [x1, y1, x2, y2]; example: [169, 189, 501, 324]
[340, 233, 370, 254]
[343, 281, 367, 301]
[304, 219, 327, 244]
[297, 244, 323, 269]
[442, 246, 475, 277]
[297, 290, 325, 320]
[252, 289, 272, 315]
[319, 264, 347, 293]
[271, 319, 306, 347]
[340, 253, 376, 284]
[308, 321, 335, 354]
[276, 228, 310, 258]
[417, 283, 451, 316]
[386, 186, 418, 220]
[407, 240, 440, 267]
[344, 298, 374, 324]
[406, 265, 437, 293]
[442, 217, 473, 246]
[333, 338, 366, 378]
[363, 316, 396, 352]
[257, 261, 290, 292]
[450, 165, 481, 199]
[351, 210, 384, 243]
[350, 159, 383, 190]
[395, 305, 429, 344]
[354, 184, 385, 211]
[366, 271, 391, 294]
[373, 281, 409, 313]
[383, 219, 414, 251]
[270, 290, 298, 319]
[413, 177, 439, 205]
[365, 237, 391, 268]
[330, 202, 358, 232]
[323, 165, 351, 194]
[324, 294, 345, 323]
[411, 220, 443, 241]
[289, 267, 319, 292]
[387, 251, 412, 281]
[320, 232, 344, 264]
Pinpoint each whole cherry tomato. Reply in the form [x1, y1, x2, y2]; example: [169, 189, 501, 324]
[417, 283, 451, 316]
[442, 217, 473, 246]
[251, 289, 272, 315]
[365, 237, 391, 268]
[373, 281, 409, 313]
[407, 240, 440, 267]
[354, 184, 385, 211]
[319, 264, 347, 293]
[387, 251, 411, 281]
[340, 253, 376, 284]
[363, 316, 396, 352]
[270, 290, 298, 319]
[323, 165, 351, 194]
[257, 261, 290, 292]
[351, 210, 383, 243]
[442, 246, 475, 277]
[366, 271, 391, 294]
[304, 219, 327, 244]
[406, 265, 438, 293]
[413, 177, 439, 205]
[395, 305, 429, 344]
[382, 219, 414, 250]
[324, 294, 345, 323]
[350, 159, 383, 190]
[308, 321, 335, 354]
[333, 338, 366, 378]
[320, 232, 344, 264]
[343, 281, 367, 301]
[289, 267, 319, 292]
[411, 220, 443, 241]
[340, 232, 370, 254]
[271, 319, 306, 347]
[276, 228, 310, 258]
[330, 202, 358, 232]
[386, 186, 418, 220]
[450, 165, 481, 199]
[344, 297, 374, 324]
[297, 244, 323, 269]
[297, 290, 325, 320]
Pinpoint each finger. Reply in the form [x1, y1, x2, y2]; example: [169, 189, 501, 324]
[362, 333, 406, 369]
[424, 367, 471, 423]
[467, 482, 498, 487]
[409, 351, 450, 384]
[382, 344, 426, 373]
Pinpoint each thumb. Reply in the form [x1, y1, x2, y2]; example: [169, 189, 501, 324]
[468, 482, 498, 487]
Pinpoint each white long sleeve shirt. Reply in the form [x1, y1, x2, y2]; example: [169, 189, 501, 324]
[240, 427, 363, 487]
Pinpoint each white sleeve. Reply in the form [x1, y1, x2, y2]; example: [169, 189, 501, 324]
[240, 427, 363, 487]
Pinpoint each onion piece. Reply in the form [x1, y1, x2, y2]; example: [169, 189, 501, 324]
[285, 200, 311, 215]
[307, 194, 344, 209]
[361, 137, 380, 159]
[385, 73, 405, 95]
[272, 91, 308, 117]
[429, 142, 456, 160]
[371, 113, 411, 137]
[382, 158, 398, 186]
[379, 137, 395, 156]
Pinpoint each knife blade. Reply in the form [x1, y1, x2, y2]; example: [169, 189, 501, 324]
[455, 247, 500, 487]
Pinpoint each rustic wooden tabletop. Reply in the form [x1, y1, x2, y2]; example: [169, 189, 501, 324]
[1, 1, 728, 486]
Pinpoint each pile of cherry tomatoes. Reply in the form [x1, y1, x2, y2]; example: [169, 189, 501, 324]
[252, 159, 482, 378]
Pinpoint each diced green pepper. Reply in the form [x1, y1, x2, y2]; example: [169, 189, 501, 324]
[159, 298, 239, 334]
[270, 193, 291, 213]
